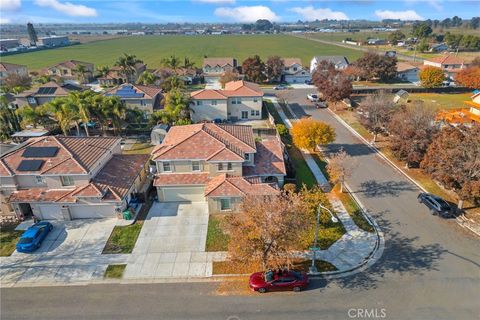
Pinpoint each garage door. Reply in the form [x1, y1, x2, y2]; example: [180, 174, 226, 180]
[161, 187, 205, 202]
[39, 205, 63, 220]
[70, 205, 115, 219]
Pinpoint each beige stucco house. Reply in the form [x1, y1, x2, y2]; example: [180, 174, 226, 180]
[46, 60, 94, 83]
[104, 83, 163, 116]
[0, 62, 28, 82]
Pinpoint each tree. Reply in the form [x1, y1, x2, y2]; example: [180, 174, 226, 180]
[471, 57, 480, 67]
[219, 70, 240, 88]
[291, 118, 335, 151]
[16, 105, 50, 129]
[103, 96, 127, 135]
[255, 19, 273, 31]
[388, 30, 405, 44]
[161, 55, 181, 71]
[455, 67, 480, 88]
[312, 60, 352, 103]
[161, 76, 185, 92]
[327, 148, 354, 193]
[0, 97, 21, 142]
[96, 65, 110, 78]
[354, 52, 397, 81]
[412, 22, 433, 38]
[1, 73, 32, 93]
[151, 88, 191, 126]
[42, 97, 78, 135]
[114, 53, 143, 81]
[358, 91, 394, 142]
[421, 125, 480, 208]
[242, 55, 266, 83]
[419, 66, 445, 88]
[136, 71, 158, 85]
[222, 192, 312, 270]
[182, 57, 195, 69]
[388, 102, 438, 167]
[74, 64, 88, 84]
[417, 39, 430, 53]
[265, 56, 284, 83]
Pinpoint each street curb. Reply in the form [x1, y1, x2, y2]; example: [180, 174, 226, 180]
[326, 108, 480, 238]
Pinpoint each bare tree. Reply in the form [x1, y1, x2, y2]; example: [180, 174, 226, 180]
[359, 91, 394, 143]
[327, 148, 355, 193]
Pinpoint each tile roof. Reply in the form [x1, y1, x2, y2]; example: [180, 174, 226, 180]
[50, 60, 93, 70]
[9, 188, 77, 203]
[16, 81, 83, 98]
[191, 80, 263, 99]
[152, 123, 256, 161]
[243, 137, 286, 177]
[0, 62, 26, 72]
[426, 54, 467, 65]
[203, 57, 236, 68]
[396, 62, 418, 72]
[0, 136, 120, 176]
[314, 56, 349, 66]
[205, 174, 279, 197]
[154, 173, 210, 186]
[283, 58, 303, 67]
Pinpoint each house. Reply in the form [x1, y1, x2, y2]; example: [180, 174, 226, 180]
[0, 62, 28, 82]
[153, 67, 201, 85]
[38, 36, 69, 47]
[190, 80, 263, 122]
[281, 58, 311, 84]
[0, 136, 150, 220]
[14, 81, 84, 108]
[98, 63, 147, 87]
[202, 57, 238, 83]
[104, 83, 163, 115]
[151, 123, 285, 213]
[46, 60, 94, 83]
[423, 54, 470, 80]
[429, 43, 449, 53]
[310, 56, 349, 73]
[436, 90, 480, 126]
[396, 62, 419, 83]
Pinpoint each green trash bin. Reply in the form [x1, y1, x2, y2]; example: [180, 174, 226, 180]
[123, 210, 132, 220]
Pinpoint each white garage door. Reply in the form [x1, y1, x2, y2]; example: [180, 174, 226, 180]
[70, 205, 115, 219]
[162, 187, 205, 202]
[39, 205, 63, 220]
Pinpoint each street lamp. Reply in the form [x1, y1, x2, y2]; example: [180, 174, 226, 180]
[309, 204, 338, 273]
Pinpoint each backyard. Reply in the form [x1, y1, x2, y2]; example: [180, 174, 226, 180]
[2, 34, 362, 71]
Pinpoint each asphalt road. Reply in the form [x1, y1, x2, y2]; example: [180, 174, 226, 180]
[2, 90, 479, 320]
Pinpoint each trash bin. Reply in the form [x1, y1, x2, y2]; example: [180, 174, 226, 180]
[123, 210, 132, 220]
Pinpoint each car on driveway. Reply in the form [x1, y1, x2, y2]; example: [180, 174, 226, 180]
[16, 221, 53, 253]
[249, 270, 309, 293]
[274, 84, 289, 90]
[417, 193, 453, 218]
[307, 94, 319, 102]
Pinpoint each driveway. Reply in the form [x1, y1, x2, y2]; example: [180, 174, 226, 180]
[124, 202, 222, 279]
[1, 219, 123, 285]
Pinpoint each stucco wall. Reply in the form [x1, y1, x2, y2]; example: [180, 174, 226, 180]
[208, 197, 242, 214]
[227, 97, 262, 120]
[190, 100, 228, 122]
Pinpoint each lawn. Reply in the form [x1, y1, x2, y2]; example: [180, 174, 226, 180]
[407, 93, 472, 111]
[333, 185, 375, 233]
[104, 264, 126, 279]
[0, 225, 22, 256]
[102, 223, 143, 254]
[122, 142, 154, 155]
[205, 215, 230, 252]
[2, 34, 362, 71]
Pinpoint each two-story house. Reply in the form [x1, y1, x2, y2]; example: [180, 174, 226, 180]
[190, 80, 263, 122]
[152, 123, 286, 213]
[0, 62, 28, 82]
[98, 63, 147, 87]
[46, 60, 94, 83]
[281, 58, 311, 84]
[423, 54, 470, 80]
[14, 81, 84, 108]
[310, 56, 350, 73]
[0, 136, 149, 220]
[104, 83, 163, 116]
[203, 57, 238, 83]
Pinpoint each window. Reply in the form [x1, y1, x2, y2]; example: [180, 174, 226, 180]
[227, 162, 232, 170]
[293, 67, 298, 71]
[253, 98, 258, 103]
[231, 98, 241, 104]
[255, 110, 260, 116]
[34, 176, 45, 184]
[140, 100, 146, 106]
[163, 162, 172, 172]
[241, 111, 248, 119]
[192, 161, 200, 172]
[61, 176, 74, 186]
[196, 100, 202, 106]
[220, 198, 231, 211]
[217, 162, 232, 171]
[211, 100, 217, 105]
[251, 110, 255, 116]
[244, 153, 250, 161]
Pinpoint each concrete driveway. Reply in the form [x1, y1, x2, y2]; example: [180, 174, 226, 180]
[1, 219, 123, 285]
[124, 202, 223, 279]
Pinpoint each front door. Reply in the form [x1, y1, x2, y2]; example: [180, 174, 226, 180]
[18, 203, 33, 219]
[241, 111, 248, 119]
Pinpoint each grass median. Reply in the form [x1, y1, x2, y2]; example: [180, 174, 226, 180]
[205, 215, 230, 252]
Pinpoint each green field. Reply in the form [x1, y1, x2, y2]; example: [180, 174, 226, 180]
[1, 34, 362, 71]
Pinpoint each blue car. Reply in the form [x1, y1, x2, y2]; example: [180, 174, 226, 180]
[16, 221, 53, 253]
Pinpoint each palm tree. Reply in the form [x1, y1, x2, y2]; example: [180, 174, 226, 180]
[74, 64, 88, 84]
[161, 76, 185, 92]
[136, 71, 157, 85]
[96, 65, 110, 78]
[70, 91, 94, 136]
[163, 88, 191, 124]
[43, 98, 77, 135]
[115, 53, 143, 82]
[103, 96, 126, 135]
[161, 55, 181, 71]
[183, 57, 195, 69]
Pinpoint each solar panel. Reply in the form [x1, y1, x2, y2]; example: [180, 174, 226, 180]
[17, 160, 44, 171]
[37, 87, 57, 95]
[22, 147, 59, 158]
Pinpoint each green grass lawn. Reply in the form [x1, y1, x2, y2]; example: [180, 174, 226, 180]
[123, 142, 154, 155]
[104, 264, 126, 279]
[205, 215, 230, 252]
[408, 93, 472, 110]
[0, 225, 22, 256]
[103, 223, 143, 254]
[2, 34, 362, 71]
[334, 186, 375, 233]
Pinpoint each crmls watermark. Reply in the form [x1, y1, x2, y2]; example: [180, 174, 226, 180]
[348, 308, 387, 319]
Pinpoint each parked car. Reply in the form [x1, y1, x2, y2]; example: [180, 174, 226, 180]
[315, 102, 327, 109]
[16, 221, 53, 253]
[305, 80, 313, 85]
[417, 193, 453, 218]
[274, 84, 288, 90]
[249, 270, 309, 293]
[307, 94, 319, 102]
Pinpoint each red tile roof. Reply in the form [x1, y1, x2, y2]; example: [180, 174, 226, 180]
[283, 58, 303, 67]
[9, 188, 77, 203]
[425, 54, 468, 66]
[396, 62, 418, 72]
[0, 62, 26, 72]
[191, 80, 263, 99]
[50, 60, 93, 70]
[243, 137, 286, 177]
[203, 57, 235, 68]
[154, 173, 210, 186]
[205, 174, 279, 197]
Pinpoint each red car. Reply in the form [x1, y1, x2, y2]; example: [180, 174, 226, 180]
[249, 270, 309, 293]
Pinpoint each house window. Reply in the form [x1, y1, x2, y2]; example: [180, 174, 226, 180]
[140, 100, 146, 106]
[253, 98, 258, 103]
[255, 110, 260, 116]
[241, 111, 248, 119]
[244, 153, 250, 161]
[61, 176, 74, 186]
[35, 176, 45, 185]
[251, 110, 255, 116]
[192, 161, 200, 172]
[217, 162, 232, 171]
[163, 162, 172, 172]
[231, 98, 241, 104]
[211, 100, 217, 105]
[220, 198, 232, 211]
[196, 100, 202, 106]
[293, 67, 298, 71]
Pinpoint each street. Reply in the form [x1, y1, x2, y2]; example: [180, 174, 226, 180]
[2, 90, 479, 320]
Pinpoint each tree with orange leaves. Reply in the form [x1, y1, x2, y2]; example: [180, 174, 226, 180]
[291, 118, 335, 151]
[419, 66, 445, 88]
[455, 67, 480, 88]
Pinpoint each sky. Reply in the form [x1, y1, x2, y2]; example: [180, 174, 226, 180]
[0, 0, 479, 24]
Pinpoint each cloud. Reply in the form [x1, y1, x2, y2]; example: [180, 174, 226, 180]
[405, 0, 443, 11]
[34, 0, 97, 17]
[0, 17, 12, 24]
[195, 0, 235, 4]
[214, 6, 280, 22]
[0, 0, 21, 11]
[289, 6, 349, 20]
[375, 9, 423, 20]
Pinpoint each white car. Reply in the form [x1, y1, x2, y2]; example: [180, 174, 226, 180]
[307, 94, 319, 102]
